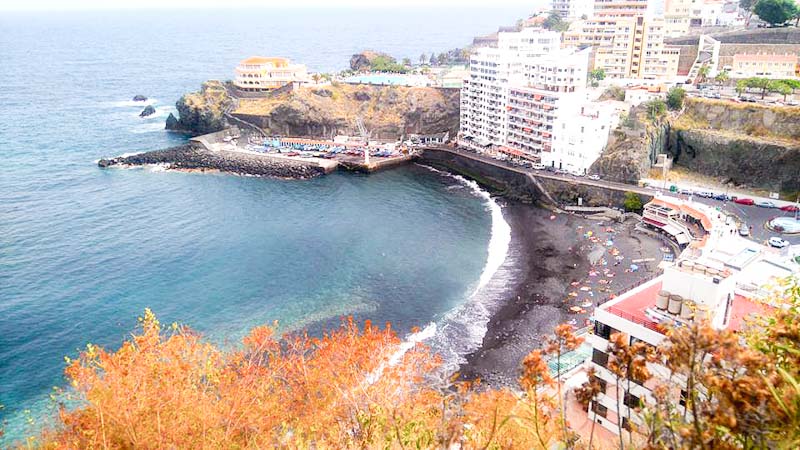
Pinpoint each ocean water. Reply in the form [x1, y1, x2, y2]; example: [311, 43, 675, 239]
[0, 7, 530, 442]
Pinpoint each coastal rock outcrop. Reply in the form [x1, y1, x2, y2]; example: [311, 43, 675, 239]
[165, 113, 179, 130]
[590, 105, 667, 184]
[139, 105, 156, 117]
[98, 145, 326, 179]
[132, 95, 148, 102]
[349, 50, 393, 72]
[668, 98, 800, 193]
[232, 83, 460, 140]
[165, 80, 233, 135]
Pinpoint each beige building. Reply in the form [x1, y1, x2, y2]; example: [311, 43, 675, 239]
[233, 56, 309, 92]
[731, 54, 798, 79]
[664, 0, 693, 37]
[568, 15, 681, 79]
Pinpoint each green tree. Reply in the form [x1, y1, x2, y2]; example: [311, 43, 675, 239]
[781, 78, 800, 93]
[736, 78, 748, 95]
[623, 192, 644, 212]
[697, 65, 710, 84]
[754, 0, 798, 25]
[645, 99, 667, 121]
[429, 53, 437, 66]
[747, 77, 771, 98]
[714, 70, 729, 85]
[419, 53, 426, 65]
[770, 80, 792, 101]
[589, 68, 606, 87]
[666, 86, 686, 110]
[401, 57, 412, 67]
[437, 53, 447, 66]
[543, 11, 570, 32]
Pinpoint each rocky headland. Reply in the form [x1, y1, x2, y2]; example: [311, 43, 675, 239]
[165, 80, 460, 140]
[98, 145, 326, 179]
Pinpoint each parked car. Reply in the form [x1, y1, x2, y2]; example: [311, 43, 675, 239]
[739, 223, 750, 236]
[697, 190, 714, 198]
[768, 237, 790, 248]
[679, 188, 693, 195]
[780, 204, 799, 212]
[734, 198, 755, 206]
[532, 163, 546, 170]
[756, 200, 777, 208]
[713, 193, 729, 201]
[588, 174, 600, 180]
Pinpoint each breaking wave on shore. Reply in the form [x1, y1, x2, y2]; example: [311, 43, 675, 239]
[411, 164, 516, 374]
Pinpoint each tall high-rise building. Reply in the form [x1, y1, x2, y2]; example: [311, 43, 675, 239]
[459, 28, 562, 150]
[552, 0, 596, 20]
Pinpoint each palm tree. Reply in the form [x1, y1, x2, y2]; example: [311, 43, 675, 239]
[714, 70, 729, 86]
[698, 65, 710, 84]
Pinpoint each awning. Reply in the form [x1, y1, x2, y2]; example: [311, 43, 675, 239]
[643, 217, 666, 227]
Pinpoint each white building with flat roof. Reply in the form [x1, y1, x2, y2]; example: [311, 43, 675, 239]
[544, 100, 625, 173]
[585, 195, 798, 435]
[505, 48, 592, 159]
[459, 28, 563, 151]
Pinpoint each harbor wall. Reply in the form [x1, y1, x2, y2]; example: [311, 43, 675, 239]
[420, 147, 652, 209]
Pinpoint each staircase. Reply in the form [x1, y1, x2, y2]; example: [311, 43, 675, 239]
[686, 35, 721, 83]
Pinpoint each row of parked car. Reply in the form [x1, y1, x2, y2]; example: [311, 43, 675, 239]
[678, 188, 800, 211]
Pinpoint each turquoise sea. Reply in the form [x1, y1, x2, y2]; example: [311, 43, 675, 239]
[0, 7, 529, 443]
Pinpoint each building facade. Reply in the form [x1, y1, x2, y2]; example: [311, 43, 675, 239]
[731, 53, 798, 79]
[553, 0, 596, 20]
[459, 28, 563, 150]
[544, 101, 623, 173]
[233, 56, 309, 92]
[585, 195, 797, 435]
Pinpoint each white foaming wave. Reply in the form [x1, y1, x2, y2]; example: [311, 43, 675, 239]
[130, 122, 167, 134]
[407, 164, 515, 373]
[110, 98, 158, 107]
[366, 322, 437, 385]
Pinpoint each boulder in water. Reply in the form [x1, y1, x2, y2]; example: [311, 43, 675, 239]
[165, 112, 180, 130]
[139, 105, 156, 117]
[133, 95, 148, 102]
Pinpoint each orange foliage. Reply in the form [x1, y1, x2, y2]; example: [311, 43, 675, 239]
[34, 309, 560, 449]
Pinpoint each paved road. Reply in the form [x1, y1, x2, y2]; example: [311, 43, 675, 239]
[428, 146, 800, 247]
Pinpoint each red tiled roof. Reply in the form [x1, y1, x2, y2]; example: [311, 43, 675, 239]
[727, 295, 774, 332]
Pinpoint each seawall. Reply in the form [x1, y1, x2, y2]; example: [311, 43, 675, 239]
[420, 147, 652, 209]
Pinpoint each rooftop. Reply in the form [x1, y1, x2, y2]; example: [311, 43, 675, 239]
[602, 277, 773, 333]
[239, 56, 290, 66]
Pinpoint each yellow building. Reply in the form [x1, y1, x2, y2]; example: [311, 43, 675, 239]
[233, 56, 309, 92]
[568, 16, 681, 79]
[732, 54, 798, 79]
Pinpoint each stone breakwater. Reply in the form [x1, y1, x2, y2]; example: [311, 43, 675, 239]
[98, 145, 327, 179]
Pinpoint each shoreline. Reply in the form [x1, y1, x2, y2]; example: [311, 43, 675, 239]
[458, 200, 668, 386]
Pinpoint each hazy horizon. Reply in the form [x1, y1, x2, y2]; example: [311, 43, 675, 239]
[0, 0, 548, 12]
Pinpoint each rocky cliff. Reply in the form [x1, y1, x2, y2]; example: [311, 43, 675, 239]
[590, 106, 667, 184]
[165, 80, 233, 135]
[668, 98, 800, 194]
[232, 83, 460, 140]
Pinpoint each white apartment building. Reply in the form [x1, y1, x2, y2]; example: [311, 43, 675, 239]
[233, 56, 309, 92]
[459, 28, 562, 150]
[585, 195, 798, 435]
[504, 48, 592, 159]
[544, 101, 624, 173]
[553, 0, 596, 20]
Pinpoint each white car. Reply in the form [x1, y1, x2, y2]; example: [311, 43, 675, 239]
[588, 174, 600, 180]
[756, 200, 777, 208]
[768, 237, 789, 248]
[532, 163, 546, 170]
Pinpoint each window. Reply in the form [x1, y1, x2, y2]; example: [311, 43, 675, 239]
[622, 417, 632, 431]
[679, 389, 688, 407]
[590, 374, 608, 395]
[592, 348, 609, 368]
[591, 401, 608, 418]
[593, 321, 616, 340]
[623, 392, 641, 409]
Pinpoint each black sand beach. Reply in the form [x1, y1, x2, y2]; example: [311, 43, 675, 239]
[459, 201, 669, 386]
